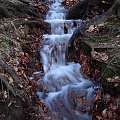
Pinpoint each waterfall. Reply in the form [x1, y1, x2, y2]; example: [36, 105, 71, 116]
[38, 0, 96, 119]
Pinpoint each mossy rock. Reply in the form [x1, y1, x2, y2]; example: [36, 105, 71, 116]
[0, 34, 13, 48]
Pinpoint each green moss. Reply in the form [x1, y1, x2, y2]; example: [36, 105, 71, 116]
[111, 28, 120, 36]
[107, 17, 120, 26]
[86, 34, 111, 43]
[98, 56, 120, 78]
[0, 34, 13, 49]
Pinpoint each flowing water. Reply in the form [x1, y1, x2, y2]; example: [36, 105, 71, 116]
[38, 0, 96, 119]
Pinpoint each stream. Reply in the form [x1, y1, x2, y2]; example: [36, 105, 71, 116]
[38, 0, 96, 119]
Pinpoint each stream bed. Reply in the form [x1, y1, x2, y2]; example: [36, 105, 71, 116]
[38, 0, 97, 119]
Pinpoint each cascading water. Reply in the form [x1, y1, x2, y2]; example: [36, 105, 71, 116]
[38, 0, 96, 119]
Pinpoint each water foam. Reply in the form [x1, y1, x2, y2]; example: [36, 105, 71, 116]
[38, 0, 96, 119]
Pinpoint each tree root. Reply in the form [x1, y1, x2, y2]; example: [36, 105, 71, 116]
[0, 74, 16, 96]
[69, 0, 119, 46]
[0, 0, 44, 19]
[0, 59, 22, 85]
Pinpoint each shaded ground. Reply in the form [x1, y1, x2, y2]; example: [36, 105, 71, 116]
[0, 0, 51, 120]
[85, 15, 120, 120]
[66, 0, 120, 119]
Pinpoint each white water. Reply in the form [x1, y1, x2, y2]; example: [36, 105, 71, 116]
[38, 0, 96, 119]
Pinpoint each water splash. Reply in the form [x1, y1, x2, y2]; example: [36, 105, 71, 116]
[39, 0, 96, 119]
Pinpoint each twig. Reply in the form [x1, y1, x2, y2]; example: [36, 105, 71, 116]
[101, 56, 116, 77]
[0, 59, 22, 85]
[0, 74, 16, 96]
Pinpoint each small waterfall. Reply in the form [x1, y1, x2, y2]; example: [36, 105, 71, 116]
[39, 0, 96, 119]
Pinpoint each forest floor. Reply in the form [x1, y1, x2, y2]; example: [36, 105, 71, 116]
[0, 0, 120, 120]
[0, 0, 51, 120]
[84, 15, 120, 120]
[66, 0, 120, 119]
